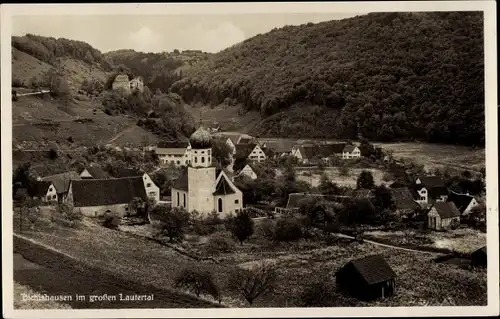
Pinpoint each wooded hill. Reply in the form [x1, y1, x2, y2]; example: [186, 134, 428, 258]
[170, 12, 484, 146]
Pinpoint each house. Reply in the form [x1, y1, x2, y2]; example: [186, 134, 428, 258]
[155, 141, 191, 167]
[111, 74, 130, 93]
[292, 144, 317, 164]
[238, 164, 258, 180]
[108, 168, 160, 202]
[129, 77, 144, 93]
[260, 140, 296, 158]
[427, 201, 461, 231]
[336, 254, 396, 301]
[28, 181, 58, 203]
[170, 126, 243, 217]
[40, 171, 81, 203]
[446, 191, 479, 215]
[80, 166, 109, 179]
[342, 145, 362, 159]
[390, 187, 421, 217]
[235, 143, 267, 163]
[470, 246, 487, 267]
[412, 175, 449, 206]
[66, 177, 149, 217]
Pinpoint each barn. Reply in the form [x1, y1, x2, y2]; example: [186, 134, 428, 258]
[336, 254, 396, 301]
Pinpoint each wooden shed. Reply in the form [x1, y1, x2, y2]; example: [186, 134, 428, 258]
[336, 254, 396, 301]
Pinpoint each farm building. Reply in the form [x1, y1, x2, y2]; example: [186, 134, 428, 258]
[342, 145, 361, 159]
[260, 139, 296, 158]
[235, 143, 267, 163]
[66, 177, 150, 217]
[446, 191, 479, 215]
[336, 254, 396, 301]
[292, 144, 317, 164]
[79, 166, 109, 179]
[390, 187, 421, 217]
[470, 246, 487, 267]
[238, 164, 258, 180]
[129, 77, 144, 93]
[412, 175, 449, 206]
[427, 201, 461, 231]
[111, 74, 130, 92]
[155, 141, 191, 167]
[40, 171, 81, 203]
[28, 181, 58, 203]
[170, 126, 243, 218]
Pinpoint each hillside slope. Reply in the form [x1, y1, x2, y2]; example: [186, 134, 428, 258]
[171, 12, 484, 146]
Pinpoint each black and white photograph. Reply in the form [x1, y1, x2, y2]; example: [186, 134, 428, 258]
[1, 2, 498, 318]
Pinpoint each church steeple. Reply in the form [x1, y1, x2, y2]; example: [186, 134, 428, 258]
[189, 126, 212, 168]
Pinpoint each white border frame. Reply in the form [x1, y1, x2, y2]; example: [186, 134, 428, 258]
[1, 1, 498, 318]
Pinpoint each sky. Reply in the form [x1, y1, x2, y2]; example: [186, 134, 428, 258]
[12, 13, 363, 54]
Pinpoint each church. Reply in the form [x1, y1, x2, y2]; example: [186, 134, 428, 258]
[171, 126, 244, 217]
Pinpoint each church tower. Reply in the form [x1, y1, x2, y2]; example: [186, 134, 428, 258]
[187, 126, 216, 215]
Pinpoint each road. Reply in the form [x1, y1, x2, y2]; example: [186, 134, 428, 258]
[15, 90, 51, 97]
[13, 236, 222, 309]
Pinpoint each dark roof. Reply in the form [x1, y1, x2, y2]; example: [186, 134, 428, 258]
[472, 246, 486, 256]
[157, 141, 190, 148]
[411, 183, 449, 200]
[29, 181, 53, 197]
[317, 144, 338, 157]
[431, 201, 461, 219]
[390, 187, 420, 210]
[298, 145, 317, 160]
[417, 176, 446, 188]
[343, 254, 396, 285]
[328, 143, 347, 154]
[238, 137, 253, 144]
[111, 168, 143, 178]
[235, 143, 257, 159]
[343, 145, 358, 153]
[260, 140, 296, 153]
[83, 166, 109, 179]
[213, 174, 236, 195]
[172, 168, 189, 191]
[447, 191, 476, 214]
[71, 177, 147, 207]
[41, 171, 81, 194]
[216, 168, 235, 179]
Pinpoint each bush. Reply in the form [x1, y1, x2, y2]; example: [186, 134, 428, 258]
[338, 166, 350, 176]
[226, 210, 255, 244]
[228, 262, 277, 305]
[103, 216, 121, 230]
[258, 219, 276, 240]
[48, 148, 58, 160]
[206, 235, 235, 255]
[299, 280, 337, 307]
[174, 267, 220, 301]
[273, 218, 303, 242]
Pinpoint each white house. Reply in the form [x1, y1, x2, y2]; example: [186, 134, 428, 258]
[155, 141, 191, 167]
[238, 164, 258, 180]
[447, 191, 479, 215]
[235, 143, 267, 163]
[427, 201, 461, 231]
[40, 170, 82, 203]
[412, 175, 449, 206]
[171, 126, 244, 218]
[109, 168, 160, 203]
[341, 145, 361, 159]
[29, 181, 58, 203]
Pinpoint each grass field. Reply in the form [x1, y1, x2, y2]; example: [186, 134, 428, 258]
[13, 212, 487, 308]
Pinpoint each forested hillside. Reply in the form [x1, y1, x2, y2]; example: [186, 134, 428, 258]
[170, 12, 484, 146]
[103, 49, 211, 93]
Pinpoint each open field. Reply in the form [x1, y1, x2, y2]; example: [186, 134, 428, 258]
[365, 228, 486, 254]
[186, 104, 262, 133]
[13, 212, 487, 308]
[294, 167, 388, 188]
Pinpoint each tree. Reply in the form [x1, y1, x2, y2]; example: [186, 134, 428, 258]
[318, 173, 340, 195]
[228, 262, 277, 305]
[372, 185, 395, 212]
[174, 267, 220, 301]
[299, 280, 337, 307]
[128, 197, 145, 216]
[13, 163, 36, 196]
[20, 198, 40, 231]
[338, 165, 350, 177]
[55, 202, 82, 227]
[48, 148, 58, 160]
[154, 205, 189, 241]
[356, 170, 375, 189]
[211, 138, 232, 168]
[273, 218, 304, 242]
[227, 210, 255, 244]
[44, 68, 71, 100]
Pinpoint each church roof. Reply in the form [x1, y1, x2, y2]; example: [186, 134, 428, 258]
[189, 126, 212, 149]
[213, 174, 236, 196]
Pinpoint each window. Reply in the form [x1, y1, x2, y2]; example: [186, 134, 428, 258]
[218, 198, 223, 213]
[208, 150, 211, 156]
[183, 194, 186, 207]
[149, 192, 156, 198]
[146, 183, 151, 187]
[201, 151, 205, 154]
[46, 195, 51, 201]
[201, 157, 205, 163]
[195, 157, 198, 163]
[177, 192, 180, 206]
[177, 161, 180, 165]
[235, 199, 239, 204]
[52, 195, 57, 199]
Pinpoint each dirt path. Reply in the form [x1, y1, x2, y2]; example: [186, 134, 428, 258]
[107, 125, 136, 144]
[16, 90, 51, 97]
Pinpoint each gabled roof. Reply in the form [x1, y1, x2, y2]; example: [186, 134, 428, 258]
[411, 183, 449, 199]
[41, 171, 81, 194]
[342, 254, 396, 285]
[472, 246, 486, 257]
[235, 143, 257, 159]
[317, 144, 339, 157]
[343, 145, 358, 153]
[114, 74, 129, 82]
[390, 187, 420, 210]
[260, 140, 296, 154]
[29, 181, 53, 197]
[447, 191, 476, 214]
[172, 168, 189, 192]
[327, 143, 347, 154]
[416, 176, 446, 188]
[216, 167, 235, 179]
[157, 141, 190, 149]
[111, 168, 144, 178]
[431, 201, 461, 219]
[71, 177, 147, 207]
[297, 145, 317, 160]
[213, 174, 236, 196]
[238, 137, 253, 144]
[82, 166, 109, 179]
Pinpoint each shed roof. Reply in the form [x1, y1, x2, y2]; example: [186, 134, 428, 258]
[71, 177, 146, 207]
[447, 191, 476, 214]
[342, 254, 396, 285]
[431, 201, 461, 219]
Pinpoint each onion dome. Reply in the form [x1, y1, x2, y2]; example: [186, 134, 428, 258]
[189, 126, 212, 149]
